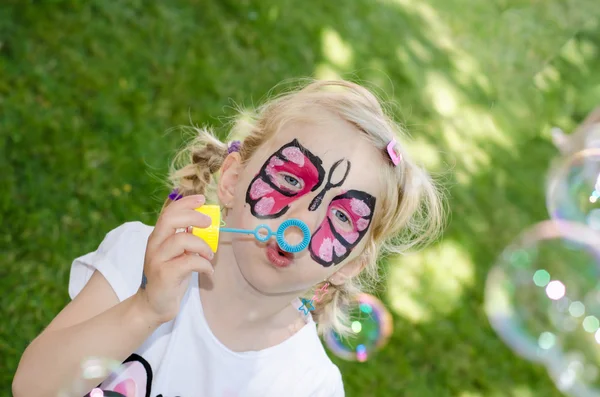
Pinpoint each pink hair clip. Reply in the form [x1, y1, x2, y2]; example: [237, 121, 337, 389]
[387, 139, 402, 166]
[312, 282, 330, 302]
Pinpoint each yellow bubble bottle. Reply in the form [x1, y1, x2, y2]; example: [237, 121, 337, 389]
[192, 205, 222, 253]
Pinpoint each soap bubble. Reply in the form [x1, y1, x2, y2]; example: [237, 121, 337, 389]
[547, 148, 600, 231]
[323, 293, 393, 362]
[58, 357, 124, 397]
[485, 220, 600, 396]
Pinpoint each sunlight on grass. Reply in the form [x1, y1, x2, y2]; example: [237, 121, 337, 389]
[420, 69, 518, 178]
[376, 0, 411, 7]
[534, 65, 562, 92]
[406, 37, 434, 63]
[458, 392, 481, 397]
[560, 37, 593, 72]
[411, 2, 455, 51]
[363, 59, 395, 98]
[321, 27, 354, 69]
[314, 63, 342, 81]
[511, 386, 535, 397]
[267, 6, 279, 22]
[452, 52, 493, 95]
[403, 137, 442, 170]
[438, 119, 499, 180]
[425, 72, 459, 117]
[579, 39, 599, 61]
[392, 0, 456, 51]
[386, 240, 474, 323]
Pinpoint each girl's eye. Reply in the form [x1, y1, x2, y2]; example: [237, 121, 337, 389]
[283, 174, 301, 187]
[333, 208, 350, 224]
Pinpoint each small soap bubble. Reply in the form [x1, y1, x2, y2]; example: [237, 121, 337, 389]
[60, 357, 123, 397]
[547, 280, 567, 300]
[547, 148, 600, 231]
[569, 301, 586, 318]
[323, 293, 393, 362]
[533, 269, 551, 287]
[583, 316, 600, 333]
[485, 220, 600, 396]
[81, 357, 118, 379]
[539, 331, 557, 350]
[90, 389, 104, 397]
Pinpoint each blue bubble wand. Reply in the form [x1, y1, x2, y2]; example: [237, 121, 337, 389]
[220, 219, 311, 253]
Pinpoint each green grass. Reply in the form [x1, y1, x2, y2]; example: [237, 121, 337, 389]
[1, 0, 600, 396]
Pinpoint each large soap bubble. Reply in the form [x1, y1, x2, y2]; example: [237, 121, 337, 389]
[323, 293, 393, 362]
[547, 148, 600, 231]
[485, 220, 600, 396]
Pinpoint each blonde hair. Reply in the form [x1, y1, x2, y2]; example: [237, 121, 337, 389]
[165, 79, 446, 337]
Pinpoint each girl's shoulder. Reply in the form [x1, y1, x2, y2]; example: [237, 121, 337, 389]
[69, 221, 154, 301]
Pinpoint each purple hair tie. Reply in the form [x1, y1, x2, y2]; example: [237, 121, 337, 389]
[169, 142, 239, 201]
[228, 140, 242, 154]
[168, 188, 183, 201]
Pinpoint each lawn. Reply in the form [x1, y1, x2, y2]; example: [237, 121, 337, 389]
[1, 0, 600, 396]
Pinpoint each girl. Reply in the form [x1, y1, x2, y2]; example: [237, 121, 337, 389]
[13, 80, 445, 397]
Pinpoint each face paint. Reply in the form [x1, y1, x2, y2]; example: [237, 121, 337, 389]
[308, 159, 351, 211]
[246, 139, 326, 219]
[309, 190, 376, 267]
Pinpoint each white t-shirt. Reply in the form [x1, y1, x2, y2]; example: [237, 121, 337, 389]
[69, 222, 345, 397]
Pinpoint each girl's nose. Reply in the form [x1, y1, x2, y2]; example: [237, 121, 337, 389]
[280, 195, 328, 243]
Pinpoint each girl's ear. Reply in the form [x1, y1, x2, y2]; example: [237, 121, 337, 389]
[217, 152, 242, 206]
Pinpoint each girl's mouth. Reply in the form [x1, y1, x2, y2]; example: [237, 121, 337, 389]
[265, 241, 294, 268]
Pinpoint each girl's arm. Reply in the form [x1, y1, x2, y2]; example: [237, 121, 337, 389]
[13, 195, 215, 397]
[12, 271, 159, 397]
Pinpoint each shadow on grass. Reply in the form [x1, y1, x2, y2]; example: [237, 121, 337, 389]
[1, 0, 599, 395]
[296, 1, 600, 396]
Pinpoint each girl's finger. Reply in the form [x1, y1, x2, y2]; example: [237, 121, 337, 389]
[162, 194, 205, 217]
[159, 209, 212, 234]
[155, 232, 215, 263]
[150, 195, 208, 248]
[169, 253, 215, 278]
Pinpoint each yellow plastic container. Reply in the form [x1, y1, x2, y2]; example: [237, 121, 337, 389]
[193, 205, 222, 253]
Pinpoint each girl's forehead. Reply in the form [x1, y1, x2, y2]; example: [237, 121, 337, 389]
[255, 128, 385, 198]
[266, 119, 373, 163]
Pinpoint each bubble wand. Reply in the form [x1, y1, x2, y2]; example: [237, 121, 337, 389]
[192, 205, 311, 254]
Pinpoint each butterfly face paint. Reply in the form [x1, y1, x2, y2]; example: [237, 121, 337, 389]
[246, 139, 326, 219]
[309, 190, 376, 267]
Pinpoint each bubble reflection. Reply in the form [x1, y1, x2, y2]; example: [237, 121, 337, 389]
[485, 220, 600, 395]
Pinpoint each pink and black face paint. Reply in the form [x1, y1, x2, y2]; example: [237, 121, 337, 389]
[308, 159, 351, 211]
[309, 190, 376, 267]
[245, 139, 326, 219]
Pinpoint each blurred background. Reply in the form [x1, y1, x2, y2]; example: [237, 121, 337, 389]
[1, 0, 600, 396]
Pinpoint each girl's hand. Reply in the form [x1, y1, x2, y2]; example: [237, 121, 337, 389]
[137, 194, 214, 325]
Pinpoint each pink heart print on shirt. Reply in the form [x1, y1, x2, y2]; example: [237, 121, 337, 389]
[309, 190, 376, 267]
[85, 353, 152, 397]
[245, 139, 326, 219]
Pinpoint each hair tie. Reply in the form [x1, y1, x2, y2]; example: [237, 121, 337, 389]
[228, 140, 242, 154]
[168, 188, 183, 201]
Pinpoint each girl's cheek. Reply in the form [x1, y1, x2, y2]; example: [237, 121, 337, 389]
[357, 218, 369, 231]
[339, 231, 359, 244]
